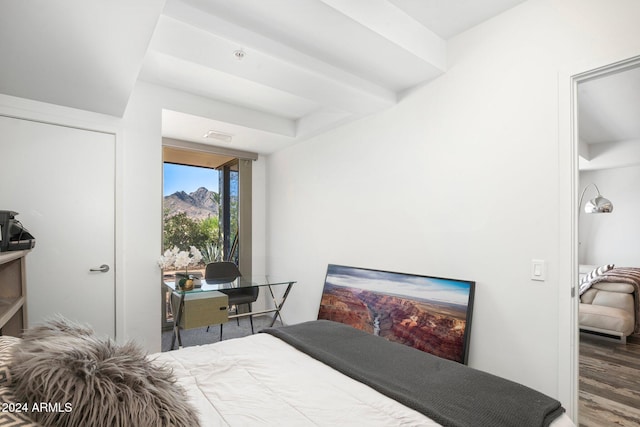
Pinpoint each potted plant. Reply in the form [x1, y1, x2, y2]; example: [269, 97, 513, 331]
[159, 246, 203, 291]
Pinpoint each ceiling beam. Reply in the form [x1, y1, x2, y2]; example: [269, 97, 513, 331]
[319, 0, 446, 72]
[580, 139, 640, 171]
[153, 13, 396, 114]
[578, 139, 591, 161]
[143, 82, 297, 138]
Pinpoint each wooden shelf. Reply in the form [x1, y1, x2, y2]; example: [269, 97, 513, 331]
[0, 250, 29, 265]
[0, 296, 24, 328]
[0, 250, 29, 336]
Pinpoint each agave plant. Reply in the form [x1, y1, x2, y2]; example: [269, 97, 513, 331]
[200, 242, 223, 264]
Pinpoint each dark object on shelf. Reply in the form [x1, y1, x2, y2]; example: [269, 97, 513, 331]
[0, 211, 35, 252]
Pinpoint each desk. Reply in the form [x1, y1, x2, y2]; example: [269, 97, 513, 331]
[164, 277, 296, 350]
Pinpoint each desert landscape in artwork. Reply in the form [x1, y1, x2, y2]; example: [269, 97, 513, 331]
[318, 265, 474, 363]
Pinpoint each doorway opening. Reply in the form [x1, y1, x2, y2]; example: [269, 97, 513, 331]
[573, 55, 640, 425]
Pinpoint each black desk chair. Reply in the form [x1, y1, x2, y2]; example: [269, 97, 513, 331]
[205, 262, 258, 340]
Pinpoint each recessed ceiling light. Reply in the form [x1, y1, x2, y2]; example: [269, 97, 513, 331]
[203, 130, 233, 143]
[233, 49, 246, 60]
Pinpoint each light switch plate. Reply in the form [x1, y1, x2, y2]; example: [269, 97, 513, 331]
[531, 259, 546, 281]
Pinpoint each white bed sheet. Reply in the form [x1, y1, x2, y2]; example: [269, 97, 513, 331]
[152, 333, 575, 427]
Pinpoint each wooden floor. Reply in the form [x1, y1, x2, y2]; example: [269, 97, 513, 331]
[579, 333, 640, 426]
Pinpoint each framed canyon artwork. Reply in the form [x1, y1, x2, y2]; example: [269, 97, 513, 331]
[317, 264, 475, 364]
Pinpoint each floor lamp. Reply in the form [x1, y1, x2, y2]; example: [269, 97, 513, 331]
[578, 182, 613, 265]
[578, 183, 614, 214]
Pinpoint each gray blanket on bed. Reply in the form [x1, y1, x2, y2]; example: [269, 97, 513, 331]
[262, 320, 564, 427]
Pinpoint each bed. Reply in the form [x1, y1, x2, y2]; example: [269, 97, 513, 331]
[153, 320, 574, 427]
[0, 318, 574, 427]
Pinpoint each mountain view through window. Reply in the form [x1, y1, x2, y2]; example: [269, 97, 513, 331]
[162, 162, 238, 279]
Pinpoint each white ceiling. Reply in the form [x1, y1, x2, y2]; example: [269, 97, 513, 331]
[3, 0, 637, 160]
[0, 0, 528, 155]
[147, 0, 534, 154]
[0, 0, 164, 117]
[579, 66, 640, 144]
[578, 64, 640, 171]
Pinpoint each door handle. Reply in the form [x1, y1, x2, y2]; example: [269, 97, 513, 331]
[89, 264, 110, 273]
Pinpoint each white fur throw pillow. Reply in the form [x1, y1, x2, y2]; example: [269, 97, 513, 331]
[0, 336, 40, 427]
[579, 264, 614, 296]
[9, 317, 200, 427]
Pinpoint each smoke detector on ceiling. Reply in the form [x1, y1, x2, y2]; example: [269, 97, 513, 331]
[203, 130, 233, 143]
[233, 49, 246, 60]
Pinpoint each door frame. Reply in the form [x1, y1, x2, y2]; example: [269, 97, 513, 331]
[558, 54, 640, 421]
[0, 94, 123, 340]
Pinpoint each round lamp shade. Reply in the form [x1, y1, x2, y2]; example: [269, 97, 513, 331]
[584, 195, 613, 213]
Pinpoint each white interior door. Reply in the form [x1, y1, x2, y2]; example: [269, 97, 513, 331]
[0, 115, 115, 337]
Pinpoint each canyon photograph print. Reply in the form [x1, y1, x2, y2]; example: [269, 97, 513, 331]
[318, 264, 475, 364]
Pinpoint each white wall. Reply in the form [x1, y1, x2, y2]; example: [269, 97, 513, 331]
[265, 0, 640, 411]
[120, 82, 268, 351]
[119, 82, 163, 351]
[579, 165, 640, 266]
[0, 82, 268, 354]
